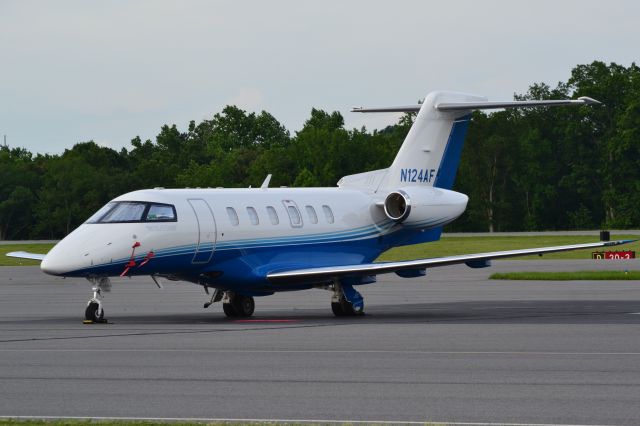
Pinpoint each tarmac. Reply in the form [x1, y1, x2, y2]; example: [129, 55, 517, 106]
[1, 260, 640, 425]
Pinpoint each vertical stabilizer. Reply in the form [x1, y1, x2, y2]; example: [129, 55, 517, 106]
[349, 91, 599, 193]
[378, 91, 485, 191]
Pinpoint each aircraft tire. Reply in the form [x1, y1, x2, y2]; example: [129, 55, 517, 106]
[85, 302, 104, 321]
[340, 298, 356, 316]
[332, 297, 364, 317]
[232, 295, 255, 317]
[222, 302, 237, 318]
[340, 297, 364, 316]
[331, 302, 345, 316]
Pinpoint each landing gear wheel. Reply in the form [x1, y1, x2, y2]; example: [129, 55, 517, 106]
[332, 296, 364, 317]
[85, 302, 104, 321]
[223, 295, 255, 318]
[331, 302, 345, 316]
[223, 302, 238, 317]
[232, 295, 255, 317]
[341, 297, 357, 316]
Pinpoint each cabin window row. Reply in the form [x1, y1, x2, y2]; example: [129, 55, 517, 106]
[226, 204, 334, 227]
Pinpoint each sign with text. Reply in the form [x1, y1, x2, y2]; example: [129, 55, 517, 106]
[592, 250, 636, 260]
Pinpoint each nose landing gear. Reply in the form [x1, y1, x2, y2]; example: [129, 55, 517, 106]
[85, 291, 104, 322]
[84, 277, 111, 323]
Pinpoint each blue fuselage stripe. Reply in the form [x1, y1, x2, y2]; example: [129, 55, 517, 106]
[434, 114, 471, 190]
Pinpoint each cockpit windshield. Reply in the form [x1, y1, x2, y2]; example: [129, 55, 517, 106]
[86, 201, 177, 223]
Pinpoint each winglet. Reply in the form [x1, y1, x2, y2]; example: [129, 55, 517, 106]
[605, 239, 637, 246]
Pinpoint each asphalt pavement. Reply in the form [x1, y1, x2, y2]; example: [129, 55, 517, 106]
[1, 260, 640, 425]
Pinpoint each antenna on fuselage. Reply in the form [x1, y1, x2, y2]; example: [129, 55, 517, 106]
[261, 174, 272, 189]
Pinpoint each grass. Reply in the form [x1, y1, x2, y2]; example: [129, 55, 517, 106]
[0, 234, 638, 267]
[490, 270, 640, 280]
[0, 243, 55, 266]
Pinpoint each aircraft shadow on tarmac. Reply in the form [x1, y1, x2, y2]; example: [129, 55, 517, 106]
[5, 299, 640, 327]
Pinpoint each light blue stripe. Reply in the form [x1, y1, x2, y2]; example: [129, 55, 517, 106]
[215, 219, 395, 248]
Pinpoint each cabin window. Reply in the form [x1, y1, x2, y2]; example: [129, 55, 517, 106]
[305, 205, 318, 224]
[282, 200, 303, 228]
[287, 206, 301, 226]
[146, 204, 176, 221]
[247, 206, 259, 225]
[226, 207, 239, 226]
[322, 205, 334, 224]
[266, 206, 279, 225]
[86, 201, 177, 223]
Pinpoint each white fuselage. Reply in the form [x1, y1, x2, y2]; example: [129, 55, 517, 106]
[40, 186, 467, 293]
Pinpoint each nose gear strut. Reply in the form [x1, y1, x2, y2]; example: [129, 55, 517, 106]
[84, 276, 111, 323]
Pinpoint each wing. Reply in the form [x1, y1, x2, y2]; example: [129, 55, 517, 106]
[267, 239, 634, 284]
[6, 251, 47, 261]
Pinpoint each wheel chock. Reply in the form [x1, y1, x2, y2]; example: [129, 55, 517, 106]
[82, 319, 109, 324]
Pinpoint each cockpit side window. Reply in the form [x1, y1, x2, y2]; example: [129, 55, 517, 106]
[146, 204, 176, 221]
[86, 201, 177, 223]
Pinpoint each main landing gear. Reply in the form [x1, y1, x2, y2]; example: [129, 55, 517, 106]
[331, 282, 364, 317]
[222, 292, 255, 318]
[203, 288, 255, 318]
[84, 277, 111, 323]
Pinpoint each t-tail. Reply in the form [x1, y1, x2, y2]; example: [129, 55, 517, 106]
[340, 91, 600, 192]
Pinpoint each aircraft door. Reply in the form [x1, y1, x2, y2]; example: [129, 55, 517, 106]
[188, 199, 216, 264]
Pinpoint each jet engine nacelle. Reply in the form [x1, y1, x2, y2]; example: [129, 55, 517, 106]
[382, 186, 468, 228]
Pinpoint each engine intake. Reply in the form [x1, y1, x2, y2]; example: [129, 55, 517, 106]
[384, 190, 411, 222]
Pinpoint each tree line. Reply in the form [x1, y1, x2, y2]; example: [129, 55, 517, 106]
[1, 61, 639, 239]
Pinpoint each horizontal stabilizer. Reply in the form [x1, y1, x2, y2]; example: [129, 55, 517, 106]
[351, 97, 600, 113]
[6, 251, 46, 261]
[352, 105, 423, 113]
[436, 96, 600, 111]
[267, 239, 634, 283]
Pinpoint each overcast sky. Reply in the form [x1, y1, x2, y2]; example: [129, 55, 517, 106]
[1, 0, 638, 154]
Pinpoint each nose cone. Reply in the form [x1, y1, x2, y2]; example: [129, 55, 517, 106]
[40, 225, 93, 276]
[40, 246, 72, 276]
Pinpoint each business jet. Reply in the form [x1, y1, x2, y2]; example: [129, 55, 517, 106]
[8, 91, 632, 321]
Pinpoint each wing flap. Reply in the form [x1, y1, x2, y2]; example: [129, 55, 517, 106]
[6, 251, 46, 261]
[267, 239, 634, 283]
